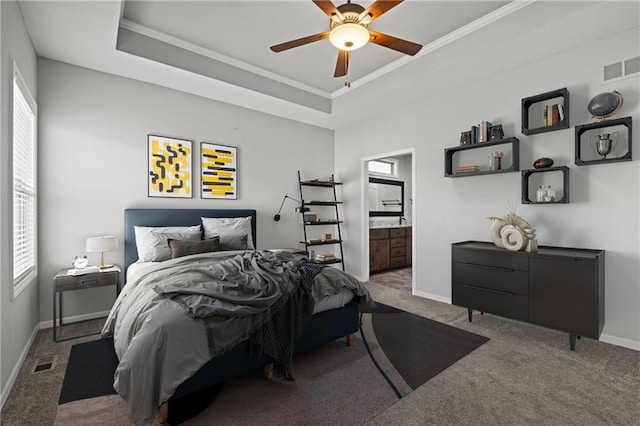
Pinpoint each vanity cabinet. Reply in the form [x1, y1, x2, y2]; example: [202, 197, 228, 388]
[452, 241, 604, 350]
[370, 227, 411, 273]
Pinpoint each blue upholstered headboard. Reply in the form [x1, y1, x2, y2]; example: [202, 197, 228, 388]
[124, 209, 257, 273]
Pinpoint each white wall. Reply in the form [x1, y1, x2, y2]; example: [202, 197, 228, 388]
[335, 5, 640, 346]
[37, 59, 334, 323]
[0, 0, 39, 404]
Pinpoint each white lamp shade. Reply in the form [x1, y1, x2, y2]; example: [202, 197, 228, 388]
[86, 236, 118, 252]
[329, 23, 369, 51]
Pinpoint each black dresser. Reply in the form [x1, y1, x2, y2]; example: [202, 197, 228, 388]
[451, 241, 605, 350]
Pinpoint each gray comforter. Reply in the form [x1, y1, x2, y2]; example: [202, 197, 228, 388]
[101, 250, 372, 425]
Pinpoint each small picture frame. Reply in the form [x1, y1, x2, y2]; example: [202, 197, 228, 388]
[489, 124, 504, 141]
[460, 131, 472, 146]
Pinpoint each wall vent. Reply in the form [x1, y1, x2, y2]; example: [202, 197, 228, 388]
[624, 56, 640, 75]
[604, 62, 623, 81]
[604, 56, 640, 81]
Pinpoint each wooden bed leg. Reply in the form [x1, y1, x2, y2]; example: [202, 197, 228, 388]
[264, 363, 274, 380]
[156, 402, 168, 425]
[346, 333, 354, 346]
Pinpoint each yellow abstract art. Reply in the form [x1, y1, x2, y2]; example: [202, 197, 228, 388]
[201, 142, 237, 199]
[148, 135, 192, 198]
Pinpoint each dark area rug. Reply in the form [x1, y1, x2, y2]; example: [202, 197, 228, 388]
[365, 302, 490, 390]
[57, 303, 488, 424]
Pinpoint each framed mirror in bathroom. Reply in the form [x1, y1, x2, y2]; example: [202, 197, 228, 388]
[368, 177, 404, 217]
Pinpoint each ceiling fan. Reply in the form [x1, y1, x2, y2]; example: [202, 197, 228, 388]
[270, 0, 422, 79]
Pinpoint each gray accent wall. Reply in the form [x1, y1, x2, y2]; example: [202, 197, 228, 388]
[0, 0, 39, 404]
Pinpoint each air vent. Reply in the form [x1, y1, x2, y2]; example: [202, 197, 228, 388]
[624, 56, 640, 75]
[603, 56, 640, 81]
[33, 355, 56, 373]
[604, 62, 622, 81]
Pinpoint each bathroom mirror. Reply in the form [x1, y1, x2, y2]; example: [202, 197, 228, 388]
[368, 177, 404, 217]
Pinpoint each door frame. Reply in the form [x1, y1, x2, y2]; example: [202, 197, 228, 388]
[361, 148, 416, 293]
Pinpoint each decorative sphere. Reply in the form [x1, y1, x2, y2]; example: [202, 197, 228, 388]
[533, 157, 554, 169]
[588, 91, 623, 120]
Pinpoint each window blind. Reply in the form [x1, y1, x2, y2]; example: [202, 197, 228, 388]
[13, 69, 37, 284]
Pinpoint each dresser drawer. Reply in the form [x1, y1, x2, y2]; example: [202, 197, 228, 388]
[389, 228, 406, 238]
[453, 247, 528, 271]
[55, 271, 119, 291]
[390, 247, 406, 258]
[390, 238, 405, 248]
[389, 256, 406, 268]
[452, 283, 528, 321]
[370, 229, 389, 240]
[453, 262, 528, 295]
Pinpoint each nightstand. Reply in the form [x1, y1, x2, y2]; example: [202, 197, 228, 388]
[53, 266, 121, 342]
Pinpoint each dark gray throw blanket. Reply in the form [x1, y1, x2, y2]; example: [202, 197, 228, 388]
[153, 252, 324, 378]
[249, 262, 326, 378]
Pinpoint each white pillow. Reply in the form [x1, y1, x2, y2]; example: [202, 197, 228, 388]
[201, 216, 254, 250]
[134, 225, 201, 262]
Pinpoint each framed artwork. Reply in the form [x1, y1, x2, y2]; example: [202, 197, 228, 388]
[148, 134, 193, 198]
[200, 142, 237, 199]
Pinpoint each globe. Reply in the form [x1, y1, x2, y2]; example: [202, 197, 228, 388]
[588, 91, 623, 120]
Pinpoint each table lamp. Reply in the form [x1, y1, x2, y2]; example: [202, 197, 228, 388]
[86, 236, 117, 269]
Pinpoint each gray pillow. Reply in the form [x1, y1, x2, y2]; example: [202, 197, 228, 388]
[134, 225, 202, 262]
[217, 234, 249, 251]
[169, 236, 220, 259]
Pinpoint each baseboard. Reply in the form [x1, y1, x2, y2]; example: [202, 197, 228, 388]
[39, 310, 111, 329]
[412, 289, 451, 305]
[411, 291, 639, 352]
[600, 333, 640, 351]
[0, 324, 39, 409]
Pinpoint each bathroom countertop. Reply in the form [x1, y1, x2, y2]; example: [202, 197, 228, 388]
[369, 224, 412, 229]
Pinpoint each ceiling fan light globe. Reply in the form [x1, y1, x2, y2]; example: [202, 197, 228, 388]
[329, 23, 369, 51]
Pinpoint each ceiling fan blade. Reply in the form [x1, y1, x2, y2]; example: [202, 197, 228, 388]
[368, 30, 422, 56]
[313, 0, 343, 20]
[334, 50, 350, 78]
[358, 0, 403, 23]
[270, 32, 330, 52]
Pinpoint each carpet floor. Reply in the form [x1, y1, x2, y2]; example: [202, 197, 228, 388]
[2, 282, 639, 425]
[54, 303, 488, 424]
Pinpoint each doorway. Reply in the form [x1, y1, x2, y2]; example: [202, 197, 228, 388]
[363, 149, 415, 294]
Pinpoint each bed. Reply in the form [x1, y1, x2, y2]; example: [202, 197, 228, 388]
[101, 208, 371, 425]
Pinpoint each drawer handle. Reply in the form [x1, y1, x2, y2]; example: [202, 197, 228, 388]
[464, 263, 515, 273]
[463, 284, 515, 296]
[80, 278, 98, 286]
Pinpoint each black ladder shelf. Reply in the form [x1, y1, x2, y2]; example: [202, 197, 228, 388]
[298, 170, 345, 270]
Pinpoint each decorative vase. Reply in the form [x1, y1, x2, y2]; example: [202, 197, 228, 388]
[536, 185, 555, 203]
[500, 225, 526, 251]
[489, 221, 505, 248]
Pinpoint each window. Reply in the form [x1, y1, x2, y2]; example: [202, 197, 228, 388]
[12, 63, 37, 297]
[368, 159, 398, 177]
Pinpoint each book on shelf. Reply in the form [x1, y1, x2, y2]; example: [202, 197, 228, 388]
[558, 104, 565, 122]
[455, 165, 480, 173]
[471, 125, 478, 144]
[542, 104, 562, 126]
[315, 252, 336, 262]
[551, 104, 560, 125]
[478, 120, 493, 143]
